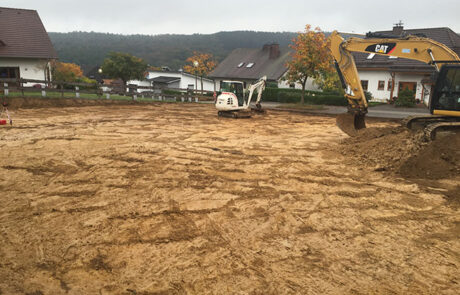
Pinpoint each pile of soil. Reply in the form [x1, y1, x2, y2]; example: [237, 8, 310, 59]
[399, 134, 460, 179]
[339, 126, 460, 180]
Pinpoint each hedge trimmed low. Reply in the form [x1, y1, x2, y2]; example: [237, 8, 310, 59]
[260, 88, 347, 106]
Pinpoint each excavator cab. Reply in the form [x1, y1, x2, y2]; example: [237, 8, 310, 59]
[220, 81, 245, 106]
[430, 65, 460, 114]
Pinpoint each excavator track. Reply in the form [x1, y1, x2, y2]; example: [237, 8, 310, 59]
[424, 121, 460, 140]
[217, 110, 252, 119]
[402, 115, 456, 129]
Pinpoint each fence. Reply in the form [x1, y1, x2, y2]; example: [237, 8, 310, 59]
[0, 78, 215, 103]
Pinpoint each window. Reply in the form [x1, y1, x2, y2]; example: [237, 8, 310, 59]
[367, 53, 375, 60]
[187, 84, 194, 89]
[0, 67, 19, 79]
[433, 67, 460, 111]
[237, 62, 245, 68]
[289, 83, 295, 89]
[387, 80, 393, 91]
[378, 80, 385, 90]
[246, 63, 254, 68]
[361, 80, 368, 91]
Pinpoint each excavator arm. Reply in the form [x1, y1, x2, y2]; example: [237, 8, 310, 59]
[246, 76, 267, 109]
[247, 76, 267, 106]
[329, 31, 460, 135]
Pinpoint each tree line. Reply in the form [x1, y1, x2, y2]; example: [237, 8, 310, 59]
[52, 26, 344, 101]
[49, 31, 298, 72]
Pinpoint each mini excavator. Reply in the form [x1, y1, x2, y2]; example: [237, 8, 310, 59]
[329, 31, 460, 139]
[215, 76, 267, 118]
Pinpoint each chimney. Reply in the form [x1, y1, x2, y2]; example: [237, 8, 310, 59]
[269, 43, 280, 59]
[392, 21, 404, 36]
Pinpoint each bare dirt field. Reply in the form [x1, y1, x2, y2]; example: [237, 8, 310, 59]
[0, 103, 459, 294]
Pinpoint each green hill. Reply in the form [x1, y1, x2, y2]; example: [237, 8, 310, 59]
[48, 31, 298, 73]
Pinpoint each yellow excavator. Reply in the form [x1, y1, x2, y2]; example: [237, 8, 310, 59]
[329, 31, 460, 139]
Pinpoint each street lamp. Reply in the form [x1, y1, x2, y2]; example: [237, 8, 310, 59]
[193, 60, 198, 91]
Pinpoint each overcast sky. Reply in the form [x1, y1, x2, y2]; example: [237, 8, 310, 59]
[2, 0, 459, 35]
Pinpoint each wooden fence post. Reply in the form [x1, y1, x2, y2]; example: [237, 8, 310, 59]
[3, 83, 8, 96]
[20, 79, 24, 96]
[75, 86, 80, 98]
[41, 84, 46, 97]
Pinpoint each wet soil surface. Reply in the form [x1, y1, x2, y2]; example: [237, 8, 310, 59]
[0, 104, 459, 294]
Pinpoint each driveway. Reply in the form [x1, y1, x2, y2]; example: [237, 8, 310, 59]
[261, 102, 429, 119]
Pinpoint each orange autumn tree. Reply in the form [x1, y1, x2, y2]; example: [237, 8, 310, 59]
[183, 52, 216, 93]
[285, 25, 333, 104]
[53, 61, 84, 82]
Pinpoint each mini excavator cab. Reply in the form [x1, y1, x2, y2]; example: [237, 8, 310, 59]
[220, 81, 245, 106]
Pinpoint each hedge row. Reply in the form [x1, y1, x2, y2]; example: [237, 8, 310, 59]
[260, 88, 347, 106]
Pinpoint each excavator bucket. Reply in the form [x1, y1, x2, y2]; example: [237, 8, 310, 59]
[250, 103, 266, 114]
[336, 113, 366, 137]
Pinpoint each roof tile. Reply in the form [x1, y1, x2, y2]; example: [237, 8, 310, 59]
[0, 7, 57, 59]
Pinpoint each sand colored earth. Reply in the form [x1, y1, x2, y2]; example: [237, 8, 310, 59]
[0, 103, 459, 294]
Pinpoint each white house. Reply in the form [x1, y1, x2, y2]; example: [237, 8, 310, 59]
[128, 70, 215, 92]
[354, 25, 460, 103]
[0, 7, 57, 85]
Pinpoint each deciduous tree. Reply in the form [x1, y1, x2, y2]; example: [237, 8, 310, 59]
[314, 70, 343, 93]
[52, 62, 84, 82]
[285, 25, 333, 103]
[101, 52, 148, 86]
[183, 52, 216, 93]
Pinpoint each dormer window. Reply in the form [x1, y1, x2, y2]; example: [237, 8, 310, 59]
[237, 62, 245, 68]
[246, 63, 254, 68]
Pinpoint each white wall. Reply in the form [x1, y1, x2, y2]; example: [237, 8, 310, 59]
[214, 76, 321, 92]
[357, 71, 393, 101]
[278, 75, 320, 91]
[178, 74, 214, 91]
[129, 71, 215, 92]
[126, 80, 151, 93]
[0, 58, 51, 85]
[146, 71, 215, 91]
[358, 70, 431, 103]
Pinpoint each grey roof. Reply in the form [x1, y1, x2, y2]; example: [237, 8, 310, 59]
[355, 27, 460, 73]
[209, 47, 292, 81]
[0, 7, 57, 59]
[149, 76, 181, 84]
